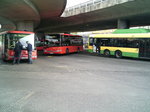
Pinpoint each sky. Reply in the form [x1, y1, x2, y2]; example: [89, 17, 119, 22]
[66, 0, 90, 8]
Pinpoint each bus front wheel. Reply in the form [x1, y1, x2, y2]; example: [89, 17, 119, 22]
[104, 50, 110, 57]
[115, 50, 122, 58]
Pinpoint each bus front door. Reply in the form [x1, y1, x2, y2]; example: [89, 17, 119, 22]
[139, 39, 150, 58]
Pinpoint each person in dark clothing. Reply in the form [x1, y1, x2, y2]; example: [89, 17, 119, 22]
[96, 39, 101, 55]
[26, 41, 33, 64]
[13, 40, 22, 64]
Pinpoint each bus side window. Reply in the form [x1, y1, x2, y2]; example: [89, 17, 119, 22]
[127, 39, 139, 48]
[101, 38, 111, 46]
[4, 34, 9, 50]
[61, 35, 64, 46]
[62, 35, 70, 46]
[61, 35, 68, 46]
[113, 38, 127, 47]
[118, 39, 126, 47]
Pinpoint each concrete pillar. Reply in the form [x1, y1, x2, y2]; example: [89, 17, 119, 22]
[117, 19, 130, 29]
[16, 21, 34, 32]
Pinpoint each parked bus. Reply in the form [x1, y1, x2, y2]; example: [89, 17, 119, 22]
[36, 39, 45, 51]
[88, 29, 150, 58]
[43, 33, 83, 54]
[0, 31, 37, 61]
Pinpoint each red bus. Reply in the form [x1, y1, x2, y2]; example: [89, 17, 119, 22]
[43, 34, 83, 54]
[36, 39, 45, 51]
[0, 31, 37, 61]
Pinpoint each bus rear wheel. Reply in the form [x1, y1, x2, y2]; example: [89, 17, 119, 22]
[115, 50, 122, 58]
[104, 50, 110, 57]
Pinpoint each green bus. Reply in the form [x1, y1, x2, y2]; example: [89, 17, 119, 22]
[88, 29, 150, 58]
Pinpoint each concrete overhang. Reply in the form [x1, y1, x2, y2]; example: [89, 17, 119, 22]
[36, 0, 150, 33]
[1, 0, 150, 33]
[0, 0, 67, 31]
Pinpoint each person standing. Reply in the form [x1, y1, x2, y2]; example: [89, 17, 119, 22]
[26, 41, 33, 64]
[96, 39, 101, 55]
[13, 40, 22, 64]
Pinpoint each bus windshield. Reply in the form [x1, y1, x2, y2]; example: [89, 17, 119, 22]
[6, 33, 34, 49]
[45, 34, 60, 47]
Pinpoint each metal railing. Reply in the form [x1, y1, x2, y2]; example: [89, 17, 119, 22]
[62, 0, 134, 17]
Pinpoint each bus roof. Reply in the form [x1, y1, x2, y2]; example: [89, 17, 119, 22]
[90, 33, 150, 38]
[60, 33, 82, 37]
[7, 31, 34, 34]
[47, 33, 82, 37]
[113, 28, 150, 34]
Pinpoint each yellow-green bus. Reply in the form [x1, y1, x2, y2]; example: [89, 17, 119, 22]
[88, 29, 150, 58]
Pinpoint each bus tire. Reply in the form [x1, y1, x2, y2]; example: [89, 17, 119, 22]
[66, 48, 69, 54]
[104, 50, 110, 57]
[115, 50, 122, 58]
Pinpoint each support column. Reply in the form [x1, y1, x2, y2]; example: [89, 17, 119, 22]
[16, 21, 34, 32]
[117, 19, 130, 29]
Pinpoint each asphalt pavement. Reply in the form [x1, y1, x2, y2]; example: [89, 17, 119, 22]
[0, 52, 150, 112]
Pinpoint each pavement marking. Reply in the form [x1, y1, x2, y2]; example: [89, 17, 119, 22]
[15, 91, 34, 104]
[48, 56, 53, 58]
[56, 65, 68, 68]
[2, 91, 35, 112]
